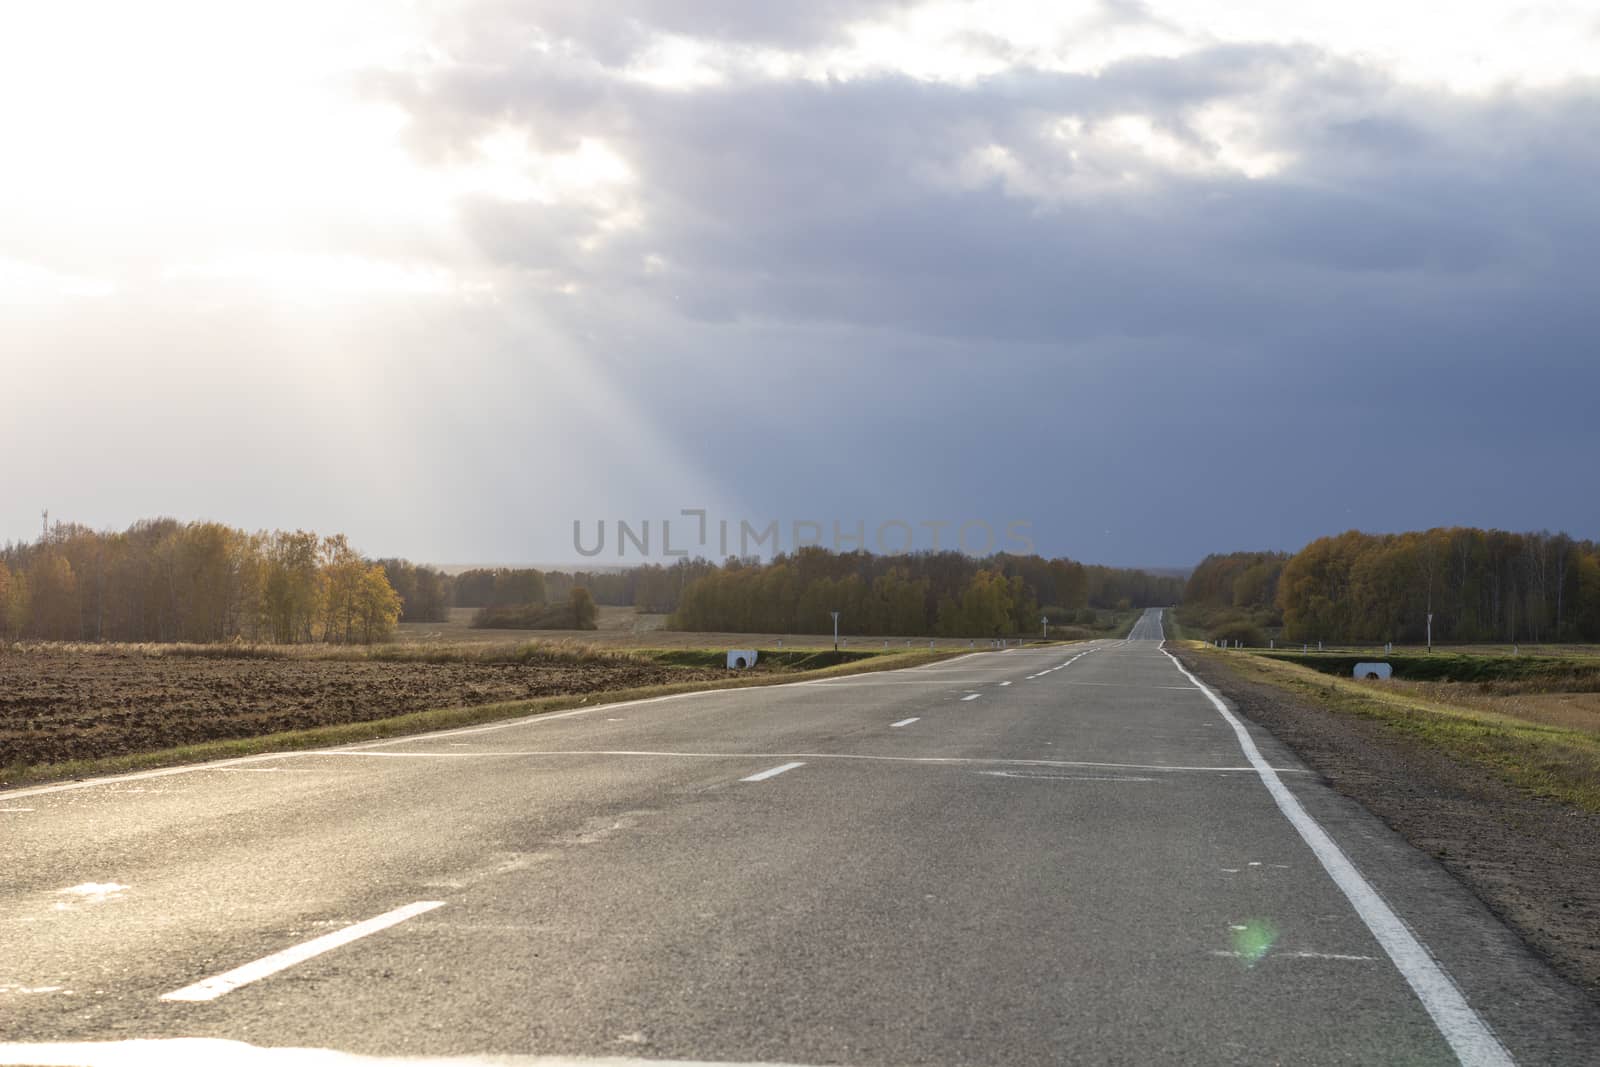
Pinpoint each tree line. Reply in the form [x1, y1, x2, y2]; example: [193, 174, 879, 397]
[1275, 528, 1600, 644]
[377, 559, 452, 623]
[0, 519, 405, 644]
[667, 548, 1183, 637]
[451, 561, 718, 615]
[25, 518, 1585, 649]
[470, 588, 599, 631]
[1176, 551, 1290, 645]
[0, 523, 720, 645]
[1182, 528, 1600, 645]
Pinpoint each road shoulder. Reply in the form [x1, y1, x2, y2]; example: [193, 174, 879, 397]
[1171, 643, 1600, 1010]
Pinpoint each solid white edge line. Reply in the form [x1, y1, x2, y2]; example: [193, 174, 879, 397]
[1159, 642, 1513, 1067]
[740, 761, 805, 783]
[160, 901, 445, 1003]
[889, 717, 920, 728]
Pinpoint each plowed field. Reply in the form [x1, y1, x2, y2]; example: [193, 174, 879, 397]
[0, 646, 726, 767]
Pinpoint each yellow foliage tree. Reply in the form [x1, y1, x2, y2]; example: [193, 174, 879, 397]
[356, 564, 403, 644]
[29, 551, 78, 641]
[0, 561, 13, 640]
[262, 530, 323, 643]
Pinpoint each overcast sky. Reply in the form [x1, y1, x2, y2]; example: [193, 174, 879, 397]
[3, 1, 1596, 567]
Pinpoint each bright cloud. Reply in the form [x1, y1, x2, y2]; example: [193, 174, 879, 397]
[0, 258, 118, 304]
[1, 1, 1597, 565]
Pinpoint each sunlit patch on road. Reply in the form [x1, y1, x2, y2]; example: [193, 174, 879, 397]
[52, 883, 128, 909]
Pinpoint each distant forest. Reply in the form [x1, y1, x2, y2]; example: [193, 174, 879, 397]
[0, 520, 673, 644]
[666, 548, 1182, 636]
[449, 550, 1180, 637]
[1181, 528, 1600, 645]
[7, 518, 1595, 648]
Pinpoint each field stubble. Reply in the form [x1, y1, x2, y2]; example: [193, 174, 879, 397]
[0, 643, 730, 769]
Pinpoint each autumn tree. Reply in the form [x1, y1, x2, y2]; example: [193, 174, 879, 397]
[379, 559, 452, 623]
[0, 562, 19, 641]
[262, 530, 323, 643]
[1575, 551, 1600, 641]
[28, 551, 78, 640]
[569, 586, 598, 630]
[356, 564, 404, 643]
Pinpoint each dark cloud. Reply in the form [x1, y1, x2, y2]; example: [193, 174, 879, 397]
[364, 12, 1600, 563]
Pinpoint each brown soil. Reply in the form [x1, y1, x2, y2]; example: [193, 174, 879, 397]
[1173, 646, 1600, 1006]
[0, 646, 726, 767]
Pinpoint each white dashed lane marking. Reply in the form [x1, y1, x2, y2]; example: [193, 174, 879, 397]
[740, 761, 806, 783]
[160, 901, 445, 1003]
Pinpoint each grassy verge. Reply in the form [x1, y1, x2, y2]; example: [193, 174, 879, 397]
[0, 646, 967, 791]
[1189, 642, 1600, 812]
[637, 648, 878, 670]
[1258, 649, 1600, 691]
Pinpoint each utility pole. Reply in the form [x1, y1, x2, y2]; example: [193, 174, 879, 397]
[1426, 613, 1433, 653]
[40, 509, 48, 543]
[1042, 615, 1048, 640]
[830, 611, 841, 652]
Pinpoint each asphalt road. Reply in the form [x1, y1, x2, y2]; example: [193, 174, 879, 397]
[3, 609, 1597, 1065]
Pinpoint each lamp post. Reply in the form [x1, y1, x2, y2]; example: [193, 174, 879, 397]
[830, 611, 841, 652]
[1042, 615, 1048, 640]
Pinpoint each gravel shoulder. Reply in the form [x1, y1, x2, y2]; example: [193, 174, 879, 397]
[1172, 643, 1600, 1007]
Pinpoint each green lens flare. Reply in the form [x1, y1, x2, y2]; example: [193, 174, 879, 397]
[1231, 919, 1279, 965]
